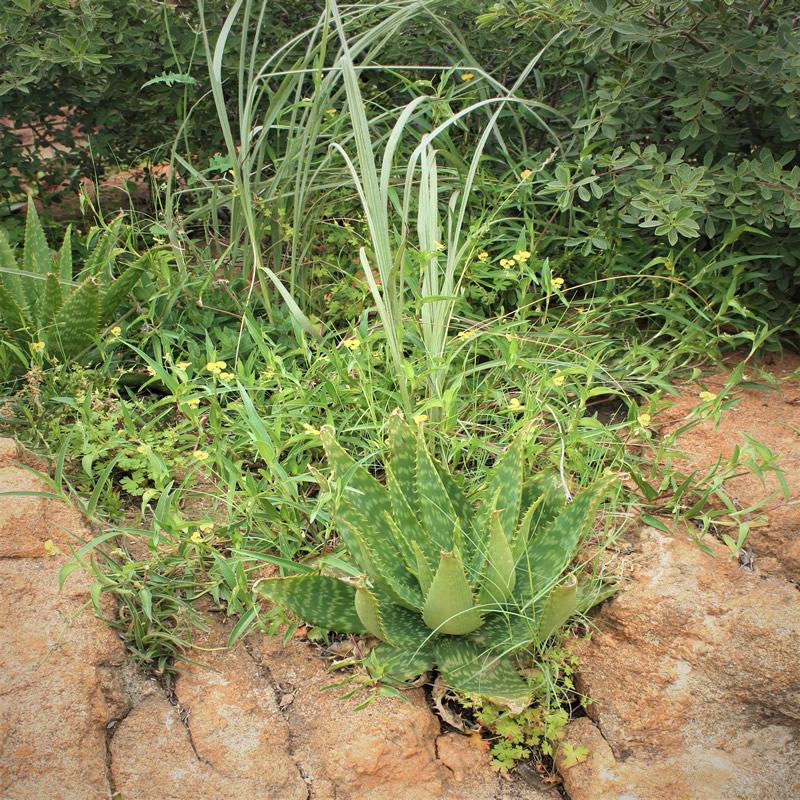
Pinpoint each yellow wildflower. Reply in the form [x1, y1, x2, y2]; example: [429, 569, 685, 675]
[302, 423, 321, 435]
[477, 251, 489, 261]
[192, 450, 210, 461]
[44, 539, 60, 556]
[434, 241, 446, 251]
[325, 108, 337, 115]
[552, 372, 566, 386]
[342, 338, 359, 350]
[552, 277, 565, 289]
[109, 326, 122, 337]
[698, 391, 717, 402]
[189, 531, 203, 544]
[413, 414, 428, 424]
[461, 72, 474, 81]
[637, 413, 652, 426]
[145, 366, 156, 376]
[508, 397, 523, 411]
[31, 341, 45, 353]
[206, 360, 226, 373]
[136, 445, 148, 454]
[186, 398, 200, 409]
[261, 370, 276, 380]
[513, 250, 531, 262]
[219, 372, 234, 381]
[175, 361, 191, 370]
[198, 522, 214, 533]
[520, 169, 533, 179]
[457, 330, 477, 340]
[500, 258, 515, 269]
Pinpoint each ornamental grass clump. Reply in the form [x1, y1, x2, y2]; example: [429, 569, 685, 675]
[258, 411, 613, 712]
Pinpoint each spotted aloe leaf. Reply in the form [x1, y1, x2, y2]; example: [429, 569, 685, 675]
[433, 638, 533, 714]
[46, 276, 100, 360]
[256, 575, 367, 634]
[535, 574, 579, 642]
[355, 584, 432, 648]
[422, 548, 482, 635]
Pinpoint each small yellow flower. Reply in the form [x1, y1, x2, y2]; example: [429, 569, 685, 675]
[175, 361, 191, 370]
[206, 360, 227, 374]
[219, 372, 234, 381]
[302, 423, 321, 435]
[145, 366, 156, 376]
[136, 445, 148, 454]
[461, 72, 474, 81]
[186, 398, 200, 409]
[520, 169, 533, 179]
[192, 450, 210, 461]
[513, 250, 531, 262]
[477, 251, 489, 261]
[552, 372, 566, 386]
[189, 531, 203, 544]
[198, 522, 214, 533]
[457, 330, 477, 341]
[325, 108, 337, 115]
[109, 326, 122, 337]
[637, 413, 652, 426]
[31, 341, 45, 353]
[508, 397, 523, 411]
[434, 241, 446, 251]
[552, 277, 565, 289]
[413, 414, 428, 424]
[44, 539, 59, 556]
[500, 258, 515, 269]
[261, 370, 276, 380]
[504, 333, 516, 341]
[698, 391, 717, 402]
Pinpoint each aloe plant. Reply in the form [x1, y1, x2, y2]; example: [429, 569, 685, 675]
[0, 201, 147, 368]
[258, 411, 613, 712]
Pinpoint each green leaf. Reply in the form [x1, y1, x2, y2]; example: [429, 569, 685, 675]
[255, 575, 367, 634]
[370, 642, 436, 682]
[535, 574, 578, 642]
[100, 255, 147, 324]
[476, 512, 517, 607]
[0, 284, 31, 345]
[37, 273, 63, 331]
[423, 550, 483, 635]
[0, 231, 26, 311]
[416, 431, 458, 553]
[57, 225, 73, 282]
[23, 198, 51, 279]
[46, 276, 100, 359]
[355, 584, 432, 647]
[518, 476, 613, 601]
[387, 410, 418, 516]
[433, 638, 533, 714]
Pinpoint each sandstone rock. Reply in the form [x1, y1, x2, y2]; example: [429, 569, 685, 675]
[563, 525, 800, 800]
[657, 352, 800, 580]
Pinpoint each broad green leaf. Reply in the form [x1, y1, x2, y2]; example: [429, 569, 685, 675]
[387, 411, 418, 516]
[37, 273, 63, 331]
[355, 584, 432, 647]
[416, 432, 458, 552]
[370, 642, 436, 682]
[23, 199, 51, 278]
[0, 232, 27, 311]
[256, 575, 366, 633]
[476, 512, 516, 607]
[433, 638, 533, 714]
[57, 225, 73, 282]
[46, 276, 100, 359]
[478, 427, 526, 539]
[423, 550, 482, 635]
[100, 256, 147, 324]
[535, 574, 578, 642]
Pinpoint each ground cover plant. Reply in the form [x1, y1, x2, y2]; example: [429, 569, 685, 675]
[0, 0, 794, 780]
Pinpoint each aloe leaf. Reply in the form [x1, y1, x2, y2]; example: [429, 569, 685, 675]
[370, 642, 436, 682]
[412, 540, 434, 596]
[37, 273, 63, 332]
[423, 550, 483, 635]
[321, 427, 396, 546]
[0, 285, 31, 346]
[82, 217, 123, 284]
[57, 224, 73, 282]
[469, 611, 537, 653]
[511, 493, 546, 564]
[535, 574, 578, 642]
[416, 432, 458, 553]
[355, 584, 432, 647]
[46, 276, 100, 360]
[385, 467, 425, 566]
[23, 199, 51, 279]
[520, 471, 566, 527]
[476, 512, 516, 607]
[255, 574, 366, 633]
[387, 410, 418, 516]
[476, 427, 526, 540]
[433, 460, 474, 541]
[518, 476, 613, 601]
[0, 232, 27, 312]
[100, 255, 147, 324]
[433, 638, 533, 714]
